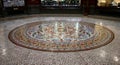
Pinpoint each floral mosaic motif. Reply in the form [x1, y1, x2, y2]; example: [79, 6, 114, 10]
[26, 22, 95, 44]
[9, 21, 114, 52]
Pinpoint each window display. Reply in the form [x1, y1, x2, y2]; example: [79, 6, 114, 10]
[3, 0, 25, 7]
[41, 0, 81, 6]
[97, 0, 120, 7]
[112, 0, 120, 6]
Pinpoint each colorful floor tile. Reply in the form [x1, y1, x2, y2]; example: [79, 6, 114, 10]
[9, 21, 114, 52]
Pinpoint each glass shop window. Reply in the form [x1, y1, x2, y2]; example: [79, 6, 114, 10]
[3, 0, 25, 7]
[41, 0, 81, 6]
[97, 0, 120, 7]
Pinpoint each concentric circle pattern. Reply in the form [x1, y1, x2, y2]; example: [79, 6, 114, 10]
[9, 21, 114, 52]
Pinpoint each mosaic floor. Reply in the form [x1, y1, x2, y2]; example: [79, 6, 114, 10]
[9, 20, 114, 52]
[0, 14, 120, 65]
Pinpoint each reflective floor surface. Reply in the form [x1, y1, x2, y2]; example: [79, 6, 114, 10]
[0, 14, 120, 65]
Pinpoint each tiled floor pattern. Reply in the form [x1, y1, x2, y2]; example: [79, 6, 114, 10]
[8, 20, 114, 52]
[0, 14, 120, 65]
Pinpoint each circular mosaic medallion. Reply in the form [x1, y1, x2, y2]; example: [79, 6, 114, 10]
[9, 21, 114, 52]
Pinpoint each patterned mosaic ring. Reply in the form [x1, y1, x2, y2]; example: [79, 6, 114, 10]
[8, 21, 114, 52]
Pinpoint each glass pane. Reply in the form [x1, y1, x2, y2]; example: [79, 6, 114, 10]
[41, 0, 81, 6]
[3, 0, 25, 7]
